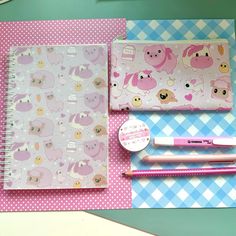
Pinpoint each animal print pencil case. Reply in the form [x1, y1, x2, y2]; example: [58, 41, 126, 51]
[110, 39, 233, 111]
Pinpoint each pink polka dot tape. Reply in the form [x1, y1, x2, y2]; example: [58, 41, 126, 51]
[118, 119, 150, 152]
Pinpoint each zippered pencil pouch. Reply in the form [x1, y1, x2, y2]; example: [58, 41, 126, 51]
[110, 39, 233, 111]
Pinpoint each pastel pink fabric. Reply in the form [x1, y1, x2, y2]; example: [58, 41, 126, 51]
[0, 19, 131, 211]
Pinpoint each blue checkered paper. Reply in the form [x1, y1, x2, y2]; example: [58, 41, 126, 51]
[127, 19, 236, 208]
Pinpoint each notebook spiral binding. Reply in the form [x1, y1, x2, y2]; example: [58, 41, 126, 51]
[0, 50, 16, 184]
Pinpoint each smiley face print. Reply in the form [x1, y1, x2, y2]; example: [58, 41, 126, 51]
[131, 96, 142, 108]
[219, 62, 229, 73]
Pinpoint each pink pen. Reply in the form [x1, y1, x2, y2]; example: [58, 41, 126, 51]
[142, 154, 236, 163]
[153, 137, 236, 148]
[122, 167, 236, 178]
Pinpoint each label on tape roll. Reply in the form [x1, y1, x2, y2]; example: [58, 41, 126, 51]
[118, 119, 150, 152]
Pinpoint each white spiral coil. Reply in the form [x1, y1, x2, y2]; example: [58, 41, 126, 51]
[0, 51, 16, 184]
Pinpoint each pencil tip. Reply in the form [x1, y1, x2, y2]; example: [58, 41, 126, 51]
[122, 170, 132, 177]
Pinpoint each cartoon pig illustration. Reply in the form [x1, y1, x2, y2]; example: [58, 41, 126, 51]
[67, 160, 93, 179]
[83, 46, 106, 66]
[30, 70, 55, 89]
[13, 94, 33, 112]
[27, 167, 53, 188]
[84, 92, 106, 113]
[144, 45, 177, 74]
[69, 64, 93, 81]
[84, 140, 106, 161]
[11, 142, 31, 161]
[182, 44, 213, 69]
[47, 47, 63, 65]
[29, 118, 54, 137]
[123, 70, 157, 95]
[69, 111, 93, 129]
[15, 47, 33, 65]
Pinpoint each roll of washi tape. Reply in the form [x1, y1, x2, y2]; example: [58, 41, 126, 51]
[118, 119, 150, 152]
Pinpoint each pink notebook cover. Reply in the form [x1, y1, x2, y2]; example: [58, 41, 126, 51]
[5, 44, 109, 190]
[0, 19, 131, 211]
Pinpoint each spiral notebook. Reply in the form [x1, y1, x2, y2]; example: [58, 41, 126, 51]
[3, 44, 108, 190]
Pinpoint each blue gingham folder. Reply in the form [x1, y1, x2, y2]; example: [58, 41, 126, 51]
[128, 19, 236, 208]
